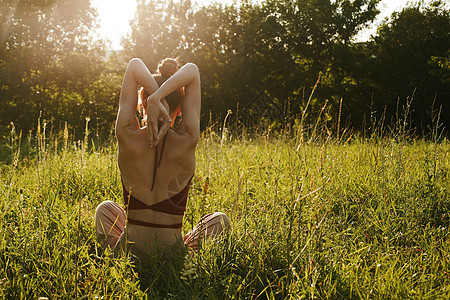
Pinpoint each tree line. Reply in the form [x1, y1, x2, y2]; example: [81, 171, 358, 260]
[0, 0, 449, 140]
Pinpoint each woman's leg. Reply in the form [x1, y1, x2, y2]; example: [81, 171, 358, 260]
[95, 200, 126, 251]
[183, 212, 231, 250]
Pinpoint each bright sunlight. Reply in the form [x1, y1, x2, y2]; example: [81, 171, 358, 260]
[91, 0, 137, 49]
[91, 0, 239, 49]
[92, 0, 410, 49]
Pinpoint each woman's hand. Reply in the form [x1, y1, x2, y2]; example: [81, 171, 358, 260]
[146, 95, 172, 147]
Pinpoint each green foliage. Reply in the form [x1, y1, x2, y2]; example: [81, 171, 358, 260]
[365, 3, 450, 128]
[1, 0, 449, 139]
[0, 0, 117, 138]
[0, 123, 449, 298]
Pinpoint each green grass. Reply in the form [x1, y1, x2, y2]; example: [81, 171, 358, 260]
[0, 126, 449, 299]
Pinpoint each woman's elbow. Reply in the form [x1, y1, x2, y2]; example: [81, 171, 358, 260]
[127, 58, 143, 70]
[184, 63, 200, 77]
[129, 58, 143, 65]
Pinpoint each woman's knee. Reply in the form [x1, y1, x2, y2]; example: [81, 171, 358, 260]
[96, 200, 117, 214]
[95, 201, 126, 250]
[95, 201, 124, 219]
[206, 212, 231, 234]
[95, 201, 126, 234]
[215, 212, 231, 231]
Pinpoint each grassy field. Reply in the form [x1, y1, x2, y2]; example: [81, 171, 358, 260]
[0, 123, 449, 299]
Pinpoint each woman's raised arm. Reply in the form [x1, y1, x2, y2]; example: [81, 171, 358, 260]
[116, 58, 171, 144]
[147, 63, 201, 141]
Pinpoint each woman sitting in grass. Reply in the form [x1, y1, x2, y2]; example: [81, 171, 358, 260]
[94, 58, 230, 258]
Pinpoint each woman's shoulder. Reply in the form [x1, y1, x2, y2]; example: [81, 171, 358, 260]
[173, 123, 199, 145]
[163, 128, 197, 161]
[117, 126, 150, 157]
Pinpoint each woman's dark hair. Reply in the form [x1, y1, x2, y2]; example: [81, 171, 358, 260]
[138, 58, 184, 116]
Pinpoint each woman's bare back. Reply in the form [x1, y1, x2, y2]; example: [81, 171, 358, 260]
[117, 125, 196, 251]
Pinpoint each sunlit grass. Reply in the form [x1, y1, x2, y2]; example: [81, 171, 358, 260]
[0, 123, 449, 298]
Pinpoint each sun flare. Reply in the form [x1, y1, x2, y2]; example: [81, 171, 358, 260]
[91, 0, 138, 50]
[91, 0, 407, 50]
[91, 0, 238, 49]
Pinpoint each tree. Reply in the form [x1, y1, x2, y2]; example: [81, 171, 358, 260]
[242, 0, 381, 127]
[122, 0, 193, 66]
[0, 0, 107, 138]
[366, 2, 450, 130]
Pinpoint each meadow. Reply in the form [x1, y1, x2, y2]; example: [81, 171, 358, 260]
[0, 121, 449, 299]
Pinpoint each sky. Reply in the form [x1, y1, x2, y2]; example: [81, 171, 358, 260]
[91, 0, 412, 50]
